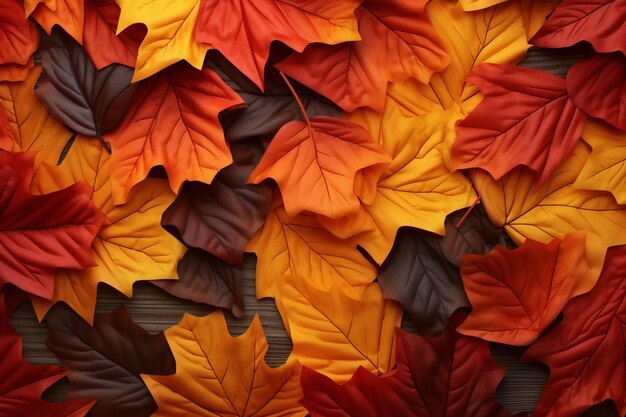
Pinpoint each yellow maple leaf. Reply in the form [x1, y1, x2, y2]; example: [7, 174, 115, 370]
[274, 275, 402, 382]
[0, 67, 68, 166]
[142, 311, 306, 417]
[28, 138, 185, 323]
[246, 196, 376, 299]
[116, 0, 211, 82]
[574, 121, 626, 205]
[473, 142, 626, 288]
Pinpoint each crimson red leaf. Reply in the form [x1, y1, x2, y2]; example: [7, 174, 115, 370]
[450, 63, 586, 187]
[82, 0, 146, 70]
[0, 152, 104, 299]
[566, 53, 626, 131]
[0, 294, 95, 417]
[151, 248, 244, 317]
[531, 0, 626, 54]
[162, 159, 272, 266]
[37, 28, 137, 141]
[301, 322, 513, 417]
[45, 305, 175, 417]
[523, 245, 626, 417]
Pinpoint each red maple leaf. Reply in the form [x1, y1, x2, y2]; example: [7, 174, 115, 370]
[0, 152, 104, 299]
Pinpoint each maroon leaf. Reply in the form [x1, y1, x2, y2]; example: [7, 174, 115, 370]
[151, 248, 244, 317]
[566, 53, 626, 131]
[45, 305, 176, 417]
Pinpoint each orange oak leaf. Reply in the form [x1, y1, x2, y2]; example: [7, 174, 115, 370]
[0, 0, 39, 82]
[249, 115, 390, 219]
[29, 137, 186, 324]
[458, 232, 591, 345]
[30, 0, 85, 43]
[274, 276, 402, 382]
[246, 195, 376, 299]
[301, 324, 513, 417]
[523, 245, 626, 417]
[142, 310, 306, 417]
[194, 0, 361, 89]
[0, 152, 103, 300]
[472, 143, 626, 289]
[566, 53, 626, 132]
[83, 0, 146, 70]
[275, 0, 450, 112]
[0, 67, 71, 167]
[450, 63, 586, 187]
[531, 0, 626, 54]
[108, 63, 242, 204]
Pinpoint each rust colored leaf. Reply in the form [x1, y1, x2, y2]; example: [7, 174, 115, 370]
[0, 0, 39, 82]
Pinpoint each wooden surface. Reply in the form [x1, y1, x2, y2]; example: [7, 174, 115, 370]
[10, 46, 593, 415]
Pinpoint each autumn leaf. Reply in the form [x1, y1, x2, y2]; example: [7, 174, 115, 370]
[0, 108, 12, 150]
[246, 196, 376, 299]
[0, 152, 103, 299]
[0, 66, 70, 166]
[28, 137, 186, 324]
[566, 53, 626, 132]
[142, 310, 306, 417]
[0, 294, 95, 417]
[301, 322, 513, 417]
[194, 0, 361, 89]
[29, 0, 85, 43]
[378, 227, 469, 336]
[46, 305, 176, 417]
[115, 0, 210, 82]
[151, 248, 244, 317]
[275, 0, 449, 112]
[523, 245, 626, 417]
[575, 121, 626, 204]
[0, 0, 39, 82]
[458, 232, 591, 345]
[450, 63, 586, 187]
[108, 63, 242, 204]
[531, 0, 626, 54]
[321, 102, 476, 264]
[473, 142, 626, 287]
[274, 276, 402, 382]
[37, 28, 137, 146]
[162, 160, 272, 266]
[83, 0, 146, 70]
[249, 115, 390, 219]
[208, 56, 340, 142]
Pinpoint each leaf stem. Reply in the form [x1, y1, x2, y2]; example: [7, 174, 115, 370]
[57, 133, 77, 165]
[455, 196, 481, 228]
[279, 71, 311, 129]
[97, 133, 112, 154]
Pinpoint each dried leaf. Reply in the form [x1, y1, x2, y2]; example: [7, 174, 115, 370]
[274, 275, 402, 382]
[46, 305, 176, 417]
[450, 63, 586, 187]
[523, 245, 626, 417]
[195, 0, 361, 89]
[108, 63, 242, 204]
[142, 311, 306, 417]
[249, 116, 390, 219]
[458, 232, 591, 345]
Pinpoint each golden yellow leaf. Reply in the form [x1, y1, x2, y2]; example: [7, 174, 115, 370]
[142, 311, 306, 417]
[473, 142, 626, 285]
[246, 196, 376, 299]
[28, 138, 185, 323]
[274, 275, 402, 382]
[327, 100, 476, 264]
[0, 66, 68, 166]
[574, 121, 626, 205]
[116, 0, 210, 82]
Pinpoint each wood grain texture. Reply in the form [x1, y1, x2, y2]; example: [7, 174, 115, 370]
[8, 45, 599, 416]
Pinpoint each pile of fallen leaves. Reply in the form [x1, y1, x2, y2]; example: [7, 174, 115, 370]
[1, 0, 625, 416]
